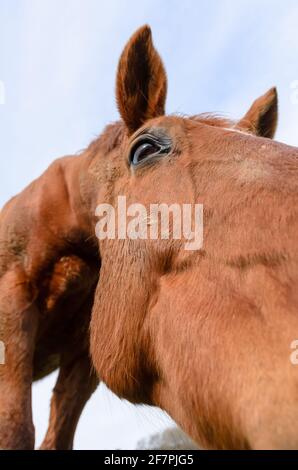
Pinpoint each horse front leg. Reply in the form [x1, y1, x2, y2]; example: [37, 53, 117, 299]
[39, 351, 98, 450]
[0, 267, 38, 449]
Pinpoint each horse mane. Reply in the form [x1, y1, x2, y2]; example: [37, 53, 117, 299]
[86, 114, 235, 158]
[86, 121, 126, 157]
[190, 113, 235, 129]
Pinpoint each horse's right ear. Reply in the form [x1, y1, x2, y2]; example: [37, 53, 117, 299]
[237, 87, 278, 139]
[116, 25, 167, 134]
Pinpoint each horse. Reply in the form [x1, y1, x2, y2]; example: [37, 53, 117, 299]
[89, 25, 298, 450]
[0, 25, 278, 450]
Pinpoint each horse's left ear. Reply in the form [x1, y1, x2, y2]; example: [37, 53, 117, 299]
[237, 87, 278, 138]
[116, 25, 167, 134]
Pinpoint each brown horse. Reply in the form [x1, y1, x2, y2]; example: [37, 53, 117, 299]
[0, 25, 278, 449]
[89, 26, 298, 450]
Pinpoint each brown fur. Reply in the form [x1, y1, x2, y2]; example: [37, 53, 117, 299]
[238, 87, 278, 138]
[90, 27, 298, 450]
[0, 25, 281, 449]
[116, 26, 167, 134]
[0, 154, 100, 449]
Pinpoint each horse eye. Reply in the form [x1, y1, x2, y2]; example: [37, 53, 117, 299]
[130, 141, 161, 165]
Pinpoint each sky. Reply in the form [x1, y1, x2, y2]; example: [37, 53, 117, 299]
[0, 0, 298, 449]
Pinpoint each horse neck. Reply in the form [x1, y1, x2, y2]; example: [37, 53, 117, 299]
[49, 151, 100, 250]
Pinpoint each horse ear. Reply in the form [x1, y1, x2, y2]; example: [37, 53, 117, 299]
[237, 87, 278, 138]
[116, 25, 167, 134]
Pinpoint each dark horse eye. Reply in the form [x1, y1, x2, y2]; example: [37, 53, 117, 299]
[130, 136, 171, 166]
[131, 142, 160, 165]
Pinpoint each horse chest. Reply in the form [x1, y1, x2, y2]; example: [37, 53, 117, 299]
[33, 255, 98, 379]
[36, 255, 96, 312]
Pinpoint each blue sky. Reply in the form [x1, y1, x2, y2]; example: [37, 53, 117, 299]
[1, 0, 298, 449]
